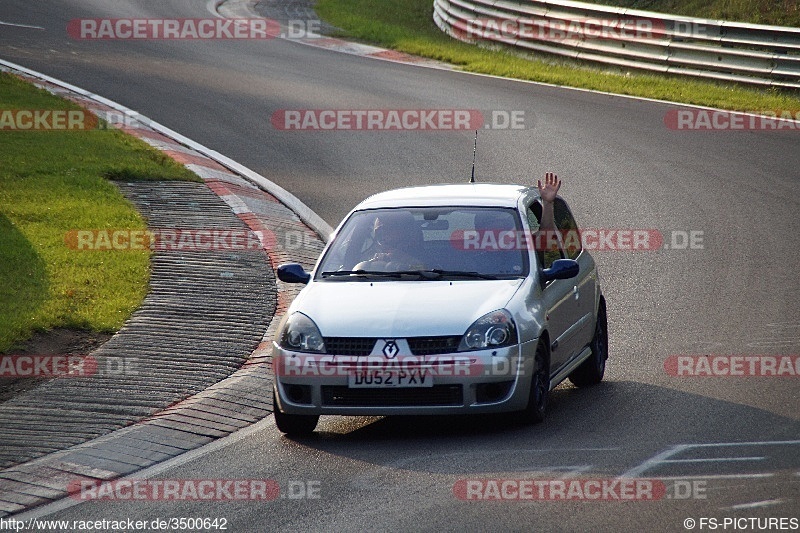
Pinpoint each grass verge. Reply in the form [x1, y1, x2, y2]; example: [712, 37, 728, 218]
[314, 0, 800, 112]
[591, 0, 800, 28]
[0, 72, 199, 353]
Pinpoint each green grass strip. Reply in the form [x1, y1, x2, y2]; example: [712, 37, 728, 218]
[591, 0, 800, 28]
[0, 72, 199, 352]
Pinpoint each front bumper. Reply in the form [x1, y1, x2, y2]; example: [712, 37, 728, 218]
[273, 340, 537, 416]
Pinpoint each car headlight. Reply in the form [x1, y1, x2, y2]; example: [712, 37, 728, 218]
[278, 313, 326, 353]
[458, 309, 518, 351]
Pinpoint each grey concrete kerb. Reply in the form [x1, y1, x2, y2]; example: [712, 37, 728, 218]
[0, 59, 329, 516]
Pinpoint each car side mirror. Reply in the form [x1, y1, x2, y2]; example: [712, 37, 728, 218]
[277, 263, 311, 284]
[541, 259, 579, 283]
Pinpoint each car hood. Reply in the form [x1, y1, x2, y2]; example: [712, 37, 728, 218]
[291, 279, 524, 337]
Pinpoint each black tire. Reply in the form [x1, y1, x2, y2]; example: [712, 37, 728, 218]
[568, 300, 608, 387]
[273, 392, 318, 436]
[520, 341, 550, 424]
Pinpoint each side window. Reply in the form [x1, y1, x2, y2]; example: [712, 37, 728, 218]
[554, 199, 581, 260]
[526, 202, 562, 270]
[526, 203, 541, 233]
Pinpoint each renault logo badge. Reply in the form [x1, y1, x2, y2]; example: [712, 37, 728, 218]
[382, 340, 399, 359]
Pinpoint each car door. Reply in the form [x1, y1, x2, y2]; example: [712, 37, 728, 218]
[525, 201, 580, 372]
[554, 199, 597, 354]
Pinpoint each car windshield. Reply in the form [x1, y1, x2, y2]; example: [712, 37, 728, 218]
[316, 207, 528, 280]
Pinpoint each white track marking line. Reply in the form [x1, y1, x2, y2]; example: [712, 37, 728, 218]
[656, 474, 775, 480]
[728, 499, 785, 510]
[659, 457, 765, 464]
[620, 441, 800, 478]
[0, 20, 45, 30]
[556, 465, 593, 478]
[618, 444, 690, 479]
[684, 440, 800, 448]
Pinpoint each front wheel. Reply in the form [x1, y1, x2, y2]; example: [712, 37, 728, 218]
[273, 392, 319, 436]
[568, 301, 608, 387]
[519, 341, 550, 424]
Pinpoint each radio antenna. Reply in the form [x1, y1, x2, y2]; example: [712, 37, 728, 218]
[469, 130, 478, 183]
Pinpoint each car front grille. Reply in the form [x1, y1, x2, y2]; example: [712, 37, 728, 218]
[323, 336, 462, 356]
[321, 385, 463, 407]
[406, 336, 462, 355]
[323, 337, 376, 356]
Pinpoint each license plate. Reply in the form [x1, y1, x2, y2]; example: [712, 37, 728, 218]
[348, 369, 432, 388]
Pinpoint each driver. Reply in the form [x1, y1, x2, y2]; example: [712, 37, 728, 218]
[354, 211, 425, 271]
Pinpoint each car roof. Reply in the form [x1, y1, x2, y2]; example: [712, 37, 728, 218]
[354, 183, 541, 210]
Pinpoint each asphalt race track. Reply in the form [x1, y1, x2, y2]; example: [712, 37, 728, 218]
[1, 0, 798, 530]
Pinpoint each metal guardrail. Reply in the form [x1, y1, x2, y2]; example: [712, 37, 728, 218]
[433, 0, 800, 90]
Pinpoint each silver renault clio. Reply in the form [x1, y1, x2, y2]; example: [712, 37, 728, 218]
[272, 182, 608, 435]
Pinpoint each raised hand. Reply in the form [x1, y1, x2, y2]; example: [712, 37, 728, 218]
[537, 172, 561, 203]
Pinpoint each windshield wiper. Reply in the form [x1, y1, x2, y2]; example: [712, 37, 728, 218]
[410, 269, 501, 280]
[320, 269, 505, 280]
[319, 270, 405, 279]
